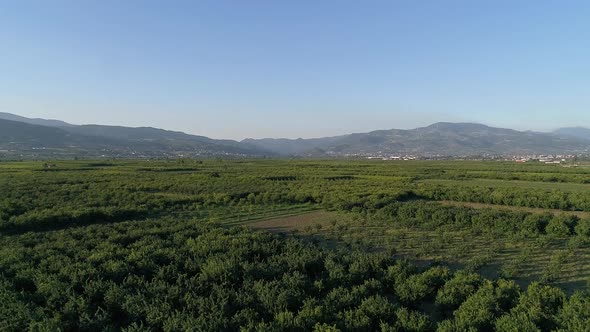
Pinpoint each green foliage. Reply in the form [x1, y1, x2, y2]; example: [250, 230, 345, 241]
[438, 279, 520, 331]
[496, 282, 565, 331]
[546, 215, 578, 237]
[574, 218, 590, 237]
[495, 312, 541, 332]
[2, 160, 590, 330]
[522, 213, 552, 235]
[394, 307, 432, 332]
[555, 291, 590, 331]
[435, 271, 482, 313]
[395, 266, 451, 304]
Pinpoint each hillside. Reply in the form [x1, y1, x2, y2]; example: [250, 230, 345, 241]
[0, 119, 74, 146]
[0, 117, 271, 159]
[3, 112, 590, 158]
[0, 112, 74, 128]
[245, 123, 590, 156]
[554, 127, 590, 141]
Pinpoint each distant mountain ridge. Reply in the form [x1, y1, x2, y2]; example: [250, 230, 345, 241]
[244, 122, 590, 156]
[553, 127, 590, 141]
[0, 112, 74, 128]
[1, 112, 590, 159]
[0, 114, 271, 159]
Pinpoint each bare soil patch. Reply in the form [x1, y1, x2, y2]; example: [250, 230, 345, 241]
[249, 211, 335, 234]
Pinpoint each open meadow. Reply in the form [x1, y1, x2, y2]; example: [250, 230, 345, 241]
[2, 159, 590, 331]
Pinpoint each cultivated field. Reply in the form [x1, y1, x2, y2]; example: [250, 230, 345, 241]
[2, 159, 590, 330]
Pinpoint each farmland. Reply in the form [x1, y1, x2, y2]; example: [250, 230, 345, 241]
[2, 159, 590, 330]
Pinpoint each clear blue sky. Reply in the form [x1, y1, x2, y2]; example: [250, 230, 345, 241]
[1, 1, 590, 140]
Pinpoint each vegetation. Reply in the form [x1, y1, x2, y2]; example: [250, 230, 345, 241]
[2, 159, 590, 330]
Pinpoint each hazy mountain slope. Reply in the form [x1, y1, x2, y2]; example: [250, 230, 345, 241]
[0, 112, 74, 128]
[0, 116, 272, 158]
[0, 119, 130, 154]
[62, 125, 253, 151]
[245, 123, 590, 156]
[3, 112, 590, 158]
[241, 136, 344, 155]
[358, 123, 585, 155]
[0, 119, 73, 146]
[65, 125, 217, 143]
[554, 127, 590, 141]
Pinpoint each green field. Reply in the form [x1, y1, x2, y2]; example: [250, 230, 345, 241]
[2, 159, 590, 331]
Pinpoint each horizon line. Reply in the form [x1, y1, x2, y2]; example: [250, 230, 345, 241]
[0, 111, 586, 141]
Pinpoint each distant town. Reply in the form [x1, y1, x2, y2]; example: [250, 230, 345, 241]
[357, 153, 583, 164]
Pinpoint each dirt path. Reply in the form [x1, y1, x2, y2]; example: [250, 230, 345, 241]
[439, 200, 590, 218]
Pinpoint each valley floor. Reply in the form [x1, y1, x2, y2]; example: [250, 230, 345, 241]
[2, 159, 590, 330]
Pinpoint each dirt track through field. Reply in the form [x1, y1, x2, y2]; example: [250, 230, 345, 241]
[439, 200, 590, 219]
[248, 211, 335, 233]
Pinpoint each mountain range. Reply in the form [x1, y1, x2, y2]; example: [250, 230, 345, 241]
[1, 112, 589, 159]
[0, 112, 265, 159]
[245, 123, 590, 157]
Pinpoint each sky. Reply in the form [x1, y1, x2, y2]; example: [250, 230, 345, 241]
[1, 1, 590, 140]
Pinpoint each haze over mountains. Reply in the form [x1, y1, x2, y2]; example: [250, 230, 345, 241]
[245, 123, 590, 157]
[0, 113, 265, 159]
[553, 127, 590, 142]
[1, 112, 590, 159]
